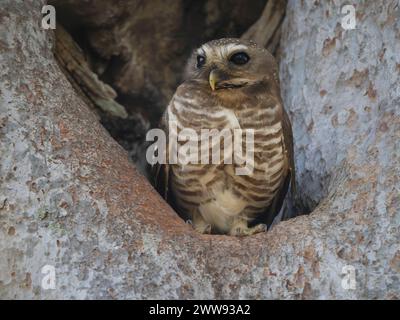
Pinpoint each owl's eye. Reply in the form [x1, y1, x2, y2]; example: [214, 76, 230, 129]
[229, 52, 250, 65]
[196, 55, 206, 68]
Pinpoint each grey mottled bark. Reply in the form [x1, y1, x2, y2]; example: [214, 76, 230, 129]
[0, 0, 399, 299]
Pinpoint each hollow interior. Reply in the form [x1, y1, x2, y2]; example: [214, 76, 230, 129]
[53, 3, 315, 233]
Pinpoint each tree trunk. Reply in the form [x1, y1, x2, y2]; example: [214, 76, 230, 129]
[0, 0, 399, 299]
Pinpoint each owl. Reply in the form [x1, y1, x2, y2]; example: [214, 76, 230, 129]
[153, 38, 295, 236]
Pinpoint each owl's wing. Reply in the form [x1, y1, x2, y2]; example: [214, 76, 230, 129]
[152, 111, 170, 200]
[261, 108, 296, 227]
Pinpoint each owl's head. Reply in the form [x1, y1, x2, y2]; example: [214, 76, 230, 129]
[184, 38, 279, 92]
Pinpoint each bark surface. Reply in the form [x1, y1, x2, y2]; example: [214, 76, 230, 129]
[0, 0, 399, 299]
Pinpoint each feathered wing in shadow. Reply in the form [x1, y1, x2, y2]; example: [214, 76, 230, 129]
[152, 111, 170, 200]
[252, 108, 296, 228]
[153, 103, 296, 229]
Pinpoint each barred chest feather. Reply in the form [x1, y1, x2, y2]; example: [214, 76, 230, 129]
[167, 87, 287, 233]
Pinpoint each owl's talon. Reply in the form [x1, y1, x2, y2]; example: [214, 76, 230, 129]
[194, 223, 212, 234]
[185, 219, 193, 226]
[252, 223, 268, 234]
[229, 223, 268, 236]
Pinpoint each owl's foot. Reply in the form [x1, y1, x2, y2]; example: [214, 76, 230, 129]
[193, 222, 212, 234]
[229, 223, 267, 237]
[188, 217, 212, 234]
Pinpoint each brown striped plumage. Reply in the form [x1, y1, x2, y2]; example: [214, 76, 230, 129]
[154, 38, 295, 236]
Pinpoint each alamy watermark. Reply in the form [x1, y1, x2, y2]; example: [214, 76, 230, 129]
[41, 4, 356, 31]
[41, 264, 56, 290]
[41, 5, 56, 30]
[146, 121, 255, 175]
[341, 4, 356, 30]
[341, 265, 356, 290]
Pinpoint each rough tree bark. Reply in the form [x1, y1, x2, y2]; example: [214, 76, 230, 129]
[0, 0, 399, 299]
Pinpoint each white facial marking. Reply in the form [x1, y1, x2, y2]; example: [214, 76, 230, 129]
[197, 43, 249, 63]
[197, 44, 213, 59]
[225, 44, 249, 54]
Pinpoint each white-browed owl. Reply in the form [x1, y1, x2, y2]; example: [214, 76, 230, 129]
[154, 38, 295, 236]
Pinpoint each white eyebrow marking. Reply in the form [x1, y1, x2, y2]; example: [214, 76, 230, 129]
[196, 48, 205, 56]
[219, 44, 249, 59]
[225, 44, 249, 54]
[197, 44, 213, 58]
[196, 43, 249, 61]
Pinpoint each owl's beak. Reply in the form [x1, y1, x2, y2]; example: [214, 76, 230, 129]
[209, 69, 218, 91]
[209, 69, 233, 91]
